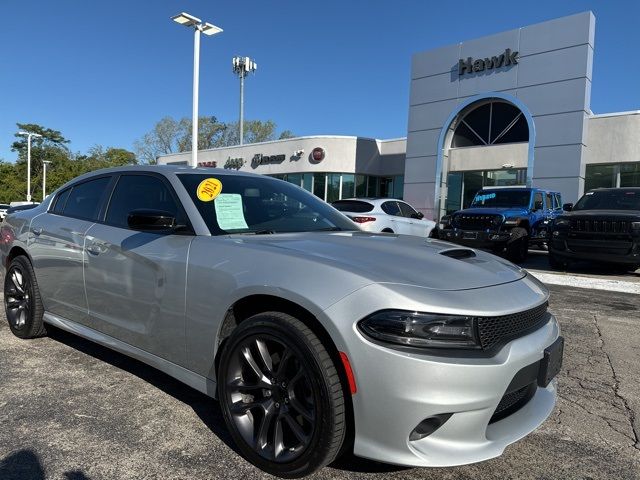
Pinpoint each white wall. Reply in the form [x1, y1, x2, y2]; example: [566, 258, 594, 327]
[585, 113, 640, 165]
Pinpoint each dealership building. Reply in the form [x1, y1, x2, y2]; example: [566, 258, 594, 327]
[158, 11, 640, 220]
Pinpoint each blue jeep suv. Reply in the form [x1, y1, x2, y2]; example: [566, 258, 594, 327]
[438, 187, 564, 262]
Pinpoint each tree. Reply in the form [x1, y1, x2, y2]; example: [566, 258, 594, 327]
[133, 116, 183, 164]
[176, 116, 227, 152]
[278, 130, 296, 140]
[11, 123, 69, 160]
[9, 123, 71, 200]
[1, 123, 137, 203]
[134, 116, 295, 163]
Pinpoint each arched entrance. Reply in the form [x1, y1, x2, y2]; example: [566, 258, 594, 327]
[434, 92, 536, 218]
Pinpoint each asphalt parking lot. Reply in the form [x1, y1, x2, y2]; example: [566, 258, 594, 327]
[1, 281, 639, 479]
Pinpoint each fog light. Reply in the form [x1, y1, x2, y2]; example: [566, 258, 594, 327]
[553, 231, 560, 237]
[409, 413, 453, 441]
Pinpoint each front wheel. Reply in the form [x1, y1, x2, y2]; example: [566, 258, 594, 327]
[506, 228, 529, 263]
[218, 312, 346, 478]
[3, 256, 46, 339]
[548, 252, 569, 271]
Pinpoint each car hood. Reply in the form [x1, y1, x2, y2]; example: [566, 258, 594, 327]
[454, 207, 529, 217]
[560, 209, 640, 219]
[233, 232, 525, 291]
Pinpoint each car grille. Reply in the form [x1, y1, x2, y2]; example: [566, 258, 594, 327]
[570, 218, 631, 234]
[477, 302, 549, 351]
[566, 240, 632, 255]
[489, 382, 537, 424]
[453, 214, 501, 230]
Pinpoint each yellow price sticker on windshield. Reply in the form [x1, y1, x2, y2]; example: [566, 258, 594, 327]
[197, 178, 222, 202]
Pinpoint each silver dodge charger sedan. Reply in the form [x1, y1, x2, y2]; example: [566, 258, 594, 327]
[1, 166, 563, 477]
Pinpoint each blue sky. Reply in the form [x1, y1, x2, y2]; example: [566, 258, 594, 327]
[1, 0, 638, 161]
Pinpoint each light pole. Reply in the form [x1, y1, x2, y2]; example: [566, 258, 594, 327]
[17, 131, 42, 202]
[232, 56, 257, 145]
[42, 161, 51, 200]
[171, 12, 223, 167]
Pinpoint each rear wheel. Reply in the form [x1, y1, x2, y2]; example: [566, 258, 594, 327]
[3, 256, 46, 339]
[506, 228, 529, 263]
[218, 312, 346, 478]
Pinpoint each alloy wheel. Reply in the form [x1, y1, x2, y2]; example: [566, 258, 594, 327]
[224, 334, 316, 463]
[4, 266, 31, 330]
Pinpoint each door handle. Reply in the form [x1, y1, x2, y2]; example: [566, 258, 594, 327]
[86, 242, 107, 255]
[33, 227, 42, 236]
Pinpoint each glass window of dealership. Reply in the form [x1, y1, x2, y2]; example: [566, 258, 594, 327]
[270, 173, 404, 203]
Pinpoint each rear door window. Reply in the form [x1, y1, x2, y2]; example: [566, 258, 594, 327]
[331, 200, 374, 213]
[51, 188, 71, 215]
[381, 201, 401, 216]
[63, 177, 111, 221]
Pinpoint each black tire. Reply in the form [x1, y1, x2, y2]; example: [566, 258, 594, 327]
[548, 252, 568, 271]
[506, 227, 529, 263]
[218, 312, 346, 478]
[3, 255, 46, 339]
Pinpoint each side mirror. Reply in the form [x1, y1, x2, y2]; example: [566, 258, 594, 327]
[533, 201, 543, 211]
[412, 212, 424, 219]
[127, 209, 176, 231]
[562, 203, 574, 212]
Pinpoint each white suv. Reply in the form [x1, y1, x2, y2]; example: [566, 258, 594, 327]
[0, 204, 9, 222]
[333, 198, 435, 237]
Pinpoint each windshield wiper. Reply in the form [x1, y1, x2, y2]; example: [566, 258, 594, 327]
[311, 227, 345, 232]
[240, 229, 277, 235]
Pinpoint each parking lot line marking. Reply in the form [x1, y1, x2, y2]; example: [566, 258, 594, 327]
[528, 270, 640, 295]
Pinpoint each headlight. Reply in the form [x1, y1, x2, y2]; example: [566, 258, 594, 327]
[504, 218, 520, 226]
[358, 310, 480, 349]
[554, 219, 570, 227]
[492, 215, 503, 226]
[632, 221, 640, 231]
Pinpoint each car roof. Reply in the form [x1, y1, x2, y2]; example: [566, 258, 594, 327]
[336, 197, 404, 204]
[479, 187, 561, 194]
[50, 165, 272, 194]
[587, 187, 640, 192]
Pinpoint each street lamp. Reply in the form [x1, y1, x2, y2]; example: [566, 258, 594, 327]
[17, 131, 42, 202]
[232, 56, 257, 145]
[171, 12, 223, 167]
[42, 161, 51, 201]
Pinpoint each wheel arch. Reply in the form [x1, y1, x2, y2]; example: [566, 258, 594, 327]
[214, 293, 355, 451]
[5, 246, 32, 269]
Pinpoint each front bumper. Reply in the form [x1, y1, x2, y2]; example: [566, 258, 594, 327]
[440, 229, 511, 248]
[322, 276, 559, 467]
[550, 235, 640, 265]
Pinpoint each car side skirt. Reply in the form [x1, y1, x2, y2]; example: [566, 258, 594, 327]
[43, 312, 218, 398]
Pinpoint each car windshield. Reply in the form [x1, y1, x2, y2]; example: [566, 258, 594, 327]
[179, 173, 357, 235]
[573, 189, 640, 211]
[470, 190, 531, 208]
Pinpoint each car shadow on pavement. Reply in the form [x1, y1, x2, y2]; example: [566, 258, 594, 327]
[329, 452, 412, 474]
[0, 449, 92, 480]
[45, 326, 413, 475]
[519, 248, 640, 277]
[46, 326, 241, 457]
